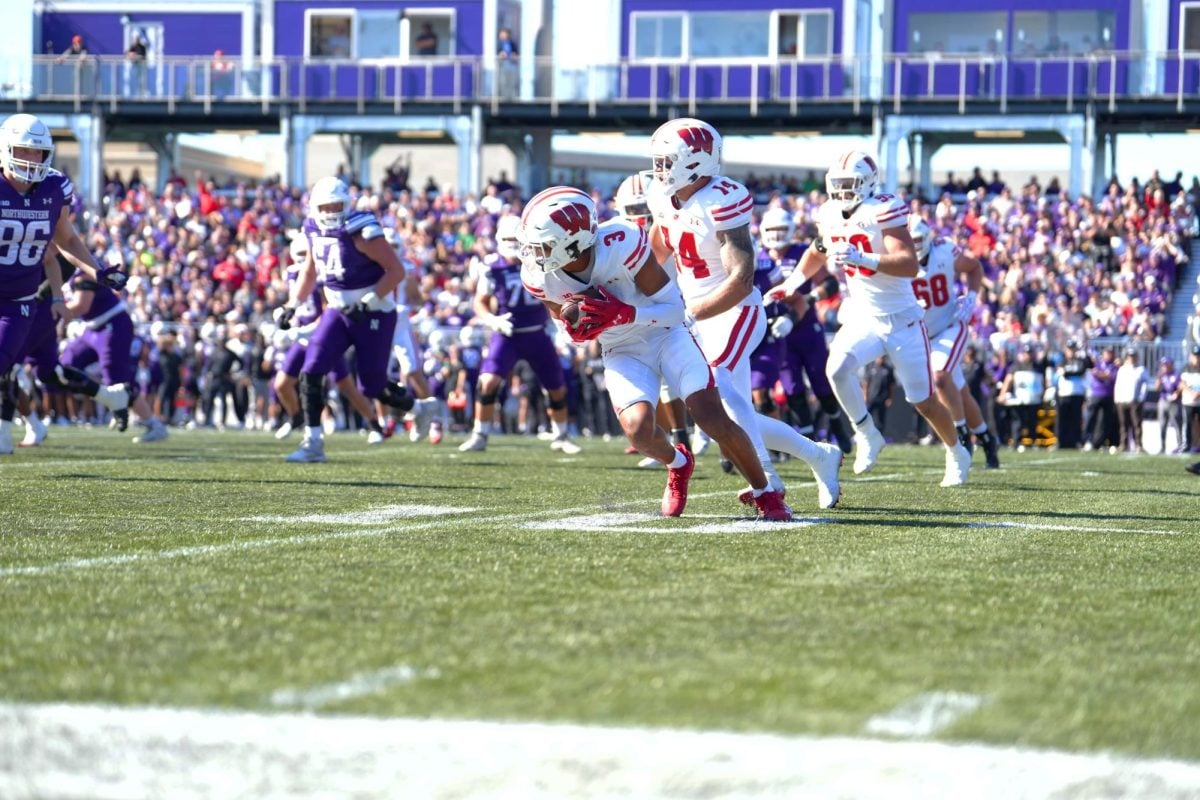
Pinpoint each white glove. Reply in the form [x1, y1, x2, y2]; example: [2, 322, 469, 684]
[770, 316, 794, 339]
[830, 242, 880, 272]
[482, 312, 514, 337]
[271, 326, 298, 349]
[954, 290, 978, 324]
[360, 290, 389, 311]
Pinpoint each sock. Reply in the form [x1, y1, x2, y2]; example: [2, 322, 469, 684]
[954, 418, 966, 428]
[550, 418, 564, 437]
[972, 422, 988, 434]
[305, 425, 323, 443]
[368, 419, 383, 434]
[667, 448, 688, 469]
[670, 427, 689, 448]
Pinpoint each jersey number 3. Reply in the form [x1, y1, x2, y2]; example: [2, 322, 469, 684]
[661, 226, 709, 279]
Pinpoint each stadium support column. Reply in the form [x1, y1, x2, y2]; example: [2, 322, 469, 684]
[523, 129, 552, 194]
[448, 113, 481, 197]
[147, 133, 178, 192]
[1091, 130, 1109, 198]
[1067, 114, 1087, 199]
[282, 111, 314, 191]
[881, 117, 901, 194]
[67, 113, 104, 210]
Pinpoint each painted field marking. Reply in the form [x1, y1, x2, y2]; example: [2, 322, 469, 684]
[968, 521, 1182, 536]
[270, 665, 439, 710]
[3, 701, 1200, 800]
[864, 692, 987, 737]
[245, 505, 476, 525]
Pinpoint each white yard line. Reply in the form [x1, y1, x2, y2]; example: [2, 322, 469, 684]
[244, 505, 477, 524]
[968, 521, 1182, 536]
[270, 665, 439, 710]
[864, 692, 987, 737]
[2, 702, 1198, 800]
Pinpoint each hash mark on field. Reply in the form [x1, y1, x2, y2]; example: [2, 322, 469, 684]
[244, 505, 477, 524]
[270, 665, 438, 710]
[864, 692, 987, 738]
[968, 521, 1182, 536]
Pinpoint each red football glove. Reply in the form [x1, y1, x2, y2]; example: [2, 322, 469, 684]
[579, 287, 635, 333]
[564, 319, 596, 343]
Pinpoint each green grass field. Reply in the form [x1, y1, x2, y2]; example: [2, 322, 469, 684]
[2, 428, 1199, 794]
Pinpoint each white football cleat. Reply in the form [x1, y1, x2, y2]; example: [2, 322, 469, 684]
[550, 434, 582, 455]
[940, 443, 971, 487]
[810, 441, 843, 509]
[852, 425, 885, 475]
[458, 431, 488, 452]
[95, 383, 130, 412]
[408, 398, 437, 442]
[133, 420, 169, 443]
[274, 420, 296, 440]
[285, 437, 326, 463]
[637, 456, 661, 469]
[19, 415, 47, 447]
[690, 428, 712, 456]
[367, 429, 385, 445]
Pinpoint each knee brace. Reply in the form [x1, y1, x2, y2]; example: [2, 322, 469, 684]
[478, 389, 500, 406]
[377, 380, 415, 413]
[300, 372, 325, 427]
[51, 364, 100, 396]
[547, 395, 567, 411]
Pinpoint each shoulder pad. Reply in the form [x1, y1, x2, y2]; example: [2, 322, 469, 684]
[707, 179, 753, 227]
[871, 194, 908, 228]
[519, 266, 546, 299]
[346, 212, 383, 239]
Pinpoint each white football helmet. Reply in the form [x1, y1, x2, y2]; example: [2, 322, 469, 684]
[649, 117, 722, 190]
[518, 186, 597, 273]
[759, 207, 795, 250]
[614, 172, 652, 225]
[495, 214, 522, 261]
[308, 176, 351, 231]
[288, 234, 309, 263]
[909, 217, 932, 262]
[1, 113, 54, 184]
[825, 150, 880, 211]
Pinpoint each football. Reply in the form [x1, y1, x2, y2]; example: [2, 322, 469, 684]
[558, 286, 605, 330]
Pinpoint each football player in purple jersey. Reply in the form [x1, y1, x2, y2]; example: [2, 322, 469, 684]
[0, 113, 127, 454]
[271, 234, 383, 444]
[458, 214, 581, 454]
[757, 207, 851, 453]
[60, 267, 170, 442]
[10, 248, 129, 447]
[278, 176, 436, 463]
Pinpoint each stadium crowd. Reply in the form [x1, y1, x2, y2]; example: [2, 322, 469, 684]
[18, 159, 1200, 458]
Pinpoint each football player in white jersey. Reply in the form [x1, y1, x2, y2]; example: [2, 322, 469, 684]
[615, 171, 693, 466]
[518, 185, 791, 521]
[909, 218, 999, 469]
[384, 227, 441, 443]
[645, 117, 843, 510]
[777, 151, 971, 487]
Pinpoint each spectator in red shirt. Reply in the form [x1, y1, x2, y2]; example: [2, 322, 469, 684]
[212, 251, 246, 291]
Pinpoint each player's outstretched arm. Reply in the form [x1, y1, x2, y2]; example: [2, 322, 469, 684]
[775, 240, 828, 298]
[690, 224, 755, 321]
[51, 213, 102, 281]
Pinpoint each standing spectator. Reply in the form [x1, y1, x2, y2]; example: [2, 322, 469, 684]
[496, 27, 519, 98]
[415, 24, 439, 56]
[1054, 339, 1092, 449]
[1113, 349, 1149, 452]
[156, 327, 183, 425]
[55, 34, 92, 96]
[862, 356, 895, 436]
[998, 344, 1048, 451]
[1083, 345, 1119, 452]
[211, 49, 235, 98]
[1156, 356, 1183, 454]
[1181, 347, 1200, 453]
[125, 31, 148, 97]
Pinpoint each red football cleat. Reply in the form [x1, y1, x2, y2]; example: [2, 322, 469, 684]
[660, 444, 694, 517]
[382, 417, 397, 440]
[737, 486, 786, 506]
[753, 490, 792, 522]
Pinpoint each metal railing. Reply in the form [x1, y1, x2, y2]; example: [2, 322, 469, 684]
[10, 51, 1200, 116]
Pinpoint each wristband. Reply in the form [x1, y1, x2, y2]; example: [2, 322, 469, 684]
[51, 297, 65, 304]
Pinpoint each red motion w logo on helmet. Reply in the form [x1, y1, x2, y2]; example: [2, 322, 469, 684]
[678, 127, 714, 155]
[549, 202, 592, 235]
